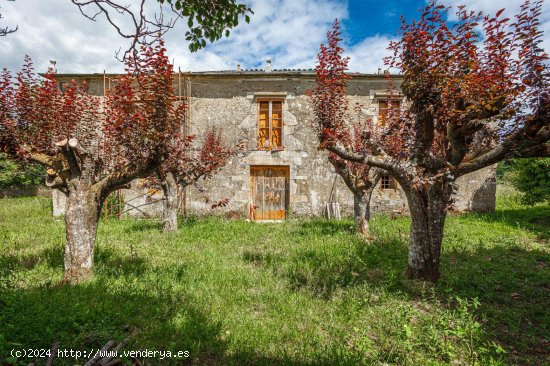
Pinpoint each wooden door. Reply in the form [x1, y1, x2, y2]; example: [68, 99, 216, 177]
[250, 166, 289, 220]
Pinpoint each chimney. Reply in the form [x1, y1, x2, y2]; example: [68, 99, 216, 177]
[49, 59, 57, 73]
[264, 57, 272, 73]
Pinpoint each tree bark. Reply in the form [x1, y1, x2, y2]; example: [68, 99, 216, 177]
[353, 192, 370, 237]
[352, 176, 379, 238]
[161, 172, 178, 233]
[63, 181, 101, 284]
[404, 179, 452, 282]
[363, 180, 378, 223]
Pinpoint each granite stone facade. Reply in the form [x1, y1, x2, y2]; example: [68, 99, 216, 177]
[51, 70, 497, 219]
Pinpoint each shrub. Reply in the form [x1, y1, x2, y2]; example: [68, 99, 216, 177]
[507, 158, 550, 205]
[0, 153, 43, 189]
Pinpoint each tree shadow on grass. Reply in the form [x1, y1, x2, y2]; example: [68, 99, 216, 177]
[180, 215, 203, 228]
[0, 275, 227, 366]
[0, 273, 367, 366]
[121, 219, 162, 233]
[0, 245, 64, 273]
[250, 216, 549, 365]
[440, 243, 550, 365]
[0, 244, 148, 279]
[94, 245, 149, 278]
[118, 215, 208, 234]
[276, 239, 407, 299]
[295, 220, 355, 237]
[466, 205, 550, 240]
[242, 218, 409, 299]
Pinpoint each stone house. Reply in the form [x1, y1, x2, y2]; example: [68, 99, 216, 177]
[52, 65, 496, 220]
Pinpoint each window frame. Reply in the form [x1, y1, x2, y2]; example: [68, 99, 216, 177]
[380, 175, 396, 190]
[377, 99, 401, 127]
[256, 98, 284, 151]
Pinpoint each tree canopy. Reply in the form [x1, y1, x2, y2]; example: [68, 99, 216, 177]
[509, 157, 550, 205]
[0, 39, 183, 282]
[311, 0, 549, 282]
[160, 0, 252, 52]
[70, 0, 252, 61]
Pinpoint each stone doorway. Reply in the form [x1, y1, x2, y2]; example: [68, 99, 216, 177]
[250, 166, 289, 220]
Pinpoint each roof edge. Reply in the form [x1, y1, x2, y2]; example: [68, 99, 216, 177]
[45, 71, 403, 79]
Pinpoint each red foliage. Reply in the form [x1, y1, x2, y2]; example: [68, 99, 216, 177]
[383, 0, 549, 172]
[137, 125, 239, 210]
[308, 19, 351, 148]
[309, 20, 382, 194]
[159, 127, 237, 187]
[311, 2, 549, 281]
[103, 40, 182, 173]
[211, 198, 229, 209]
[1, 57, 99, 159]
[0, 39, 181, 197]
[312, 1, 549, 187]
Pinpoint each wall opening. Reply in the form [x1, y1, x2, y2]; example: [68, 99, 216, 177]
[250, 165, 290, 220]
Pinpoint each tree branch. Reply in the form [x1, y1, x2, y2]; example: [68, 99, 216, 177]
[0, 0, 17, 37]
[454, 125, 550, 177]
[55, 138, 82, 177]
[327, 144, 398, 175]
[22, 146, 57, 168]
[95, 155, 163, 200]
[70, 0, 178, 63]
[45, 174, 66, 189]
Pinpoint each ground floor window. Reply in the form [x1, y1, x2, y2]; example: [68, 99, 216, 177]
[380, 175, 396, 190]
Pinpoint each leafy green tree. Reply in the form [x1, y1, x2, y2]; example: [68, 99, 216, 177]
[161, 0, 252, 52]
[496, 160, 512, 179]
[0, 153, 43, 189]
[71, 0, 252, 60]
[509, 158, 550, 205]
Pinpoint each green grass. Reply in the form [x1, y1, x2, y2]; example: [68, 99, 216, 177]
[0, 190, 548, 365]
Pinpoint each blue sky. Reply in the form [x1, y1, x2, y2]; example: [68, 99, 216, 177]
[344, 0, 421, 43]
[1, 0, 548, 74]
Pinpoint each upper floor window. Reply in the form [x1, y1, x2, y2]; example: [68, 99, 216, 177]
[258, 100, 283, 150]
[380, 175, 396, 190]
[378, 99, 401, 127]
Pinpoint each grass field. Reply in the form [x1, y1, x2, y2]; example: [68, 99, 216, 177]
[0, 189, 548, 365]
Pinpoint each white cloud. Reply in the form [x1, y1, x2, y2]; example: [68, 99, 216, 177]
[0, 0, 398, 75]
[439, 0, 550, 52]
[0, 0, 351, 73]
[4, 0, 542, 76]
[170, 0, 349, 71]
[0, 0, 129, 73]
[346, 35, 396, 73]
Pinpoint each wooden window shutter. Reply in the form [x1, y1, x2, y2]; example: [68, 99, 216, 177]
[257, 99, 284, 150]
[378, 100, 400, 127]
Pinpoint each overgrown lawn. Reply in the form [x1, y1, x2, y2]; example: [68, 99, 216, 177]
[0, 191, 548, 365]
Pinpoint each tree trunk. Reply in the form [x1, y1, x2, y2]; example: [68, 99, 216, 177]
[363, 180, 378, 223]
[161, 172, 178, 233]
[404, 179, 452, 282]
[353, 179, 378, 238]
[353, 193, 370, 237]
[63, 181, 101, 284]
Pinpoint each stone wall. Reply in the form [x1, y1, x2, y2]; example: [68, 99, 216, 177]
[50, 71, 497, 219]
[52, 189, 67, 217]
[121, 181, 165, 218]
[454, 165, 497, 213]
